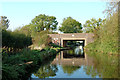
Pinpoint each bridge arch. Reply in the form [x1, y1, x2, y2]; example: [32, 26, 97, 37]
[61, 38, 86, 47]
[48, 33, 94, 47]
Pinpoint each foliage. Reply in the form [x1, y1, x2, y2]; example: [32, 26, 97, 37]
[85, 12, 118, 54]
[59, 17, 82, 33]
[48, 31, 58, 34]
[2, 30, 32, 52]
[15, 25, 31, 36]
[2, 48, 57, 80]
[16, 27, 52, 48]
[31, 14, 58, 32]
[14, 14, 58, 48]
[49, 43, 63, 48]
[17, 25, 56, 48]
[103, 0, 119, 15]
[32, 30, 52, 47]
[83, 18, 106, 33]
[0, 16, 9, 30]
[85, 2, 118, 54]
[84, 3, 119, 78]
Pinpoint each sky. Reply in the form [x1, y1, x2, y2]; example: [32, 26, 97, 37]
[0, 0, 108, 31]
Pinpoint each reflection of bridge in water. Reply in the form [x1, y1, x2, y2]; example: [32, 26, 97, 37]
[51, 51, 94, 66]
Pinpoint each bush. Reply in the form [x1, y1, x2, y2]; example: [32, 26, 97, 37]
[32, 30, 52, 47]
[2, 30, 32, 52]
[85, 12, 118, 54]
[2, 48, 57, 80]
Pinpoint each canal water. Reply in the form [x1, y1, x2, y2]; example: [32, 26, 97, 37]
[29, 46, 119, 79]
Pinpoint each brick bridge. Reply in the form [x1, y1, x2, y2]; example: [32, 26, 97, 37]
[48, 33, 94, 47]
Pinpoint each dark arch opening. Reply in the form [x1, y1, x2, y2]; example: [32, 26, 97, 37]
[63, 40, 85, 58]
[63, 40, 85, 47]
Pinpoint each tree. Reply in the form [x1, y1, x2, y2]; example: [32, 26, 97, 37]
[2, 30, 32, 52]
[17, 24, 31, 36]
[83, 18, 106, 33]
[0, 16, 9, 30]
[103, 0, 119, 15]
[59, 17, 82, 33]
[84, 1, 119, 55]
[31, 14, 58, 32]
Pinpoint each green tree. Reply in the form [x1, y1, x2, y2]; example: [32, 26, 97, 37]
[17, 24, 31, 36]
[59, 17, 82, 33]
[32, 30, 52, 47]
[0, 16, 9, 30]
[85, 1, 119, 54]
[83, 18, 106, 33]
[31, 14, 58, 32]
[2, 30, 32, 52]
[17, 26, 52, 47]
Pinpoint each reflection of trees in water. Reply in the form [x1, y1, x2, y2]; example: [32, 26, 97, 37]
[34, 64, 58, 78]
[74, 46, 83, 55]
[66, 41, 84, 47]
[83, 53, 118, 78]
[63, 46, 84, 57]
[83, 66, 101, 78]
[74, 47, 81, 55]
[62, 65, 81, 75]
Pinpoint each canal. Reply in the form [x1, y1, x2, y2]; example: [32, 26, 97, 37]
[29, 45, 119, 79]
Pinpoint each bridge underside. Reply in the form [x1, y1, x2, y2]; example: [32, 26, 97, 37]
[62, 39, 85, 47]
